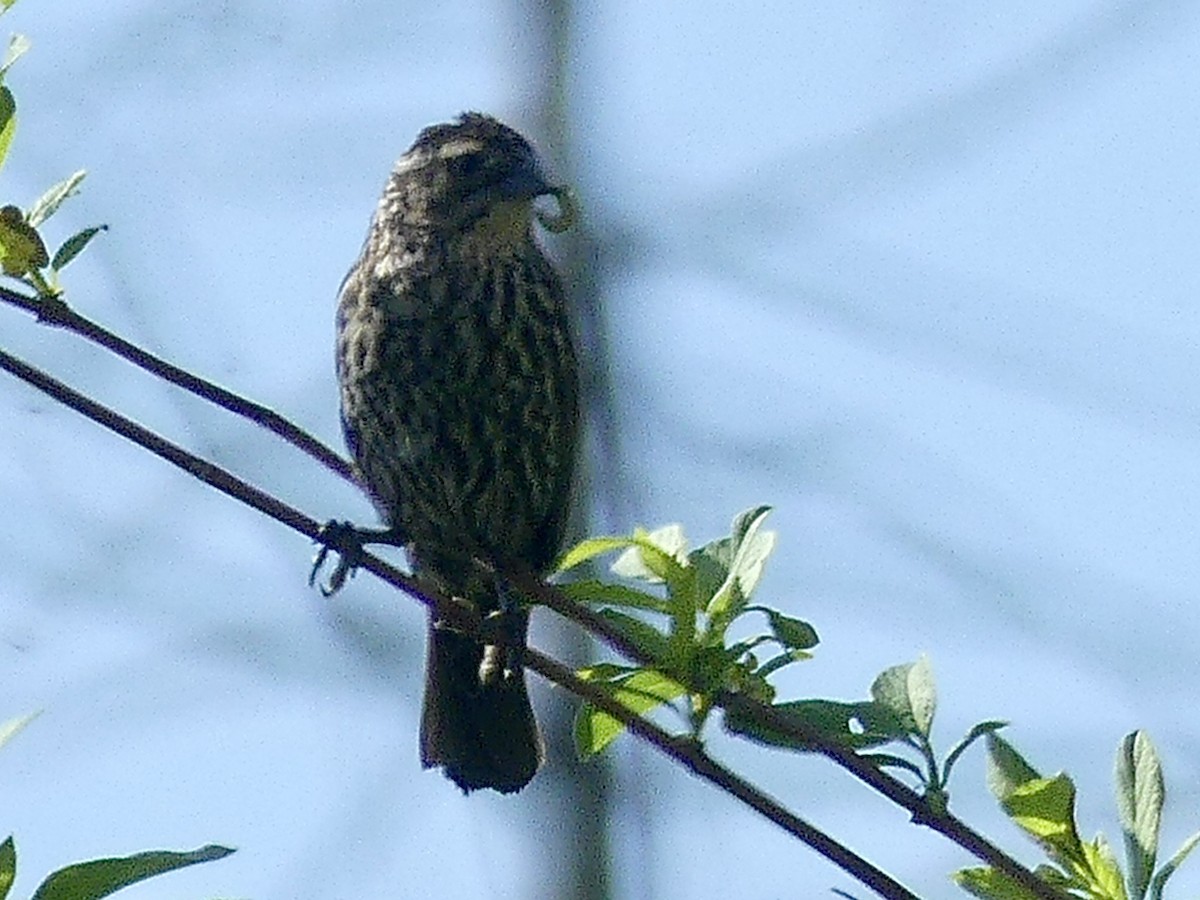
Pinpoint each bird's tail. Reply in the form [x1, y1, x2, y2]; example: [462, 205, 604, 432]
[419, 611, 542, 794]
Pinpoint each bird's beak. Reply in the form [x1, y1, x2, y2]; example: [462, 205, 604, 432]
[496, 157, 559, 203]
[494, 158, 576, 233]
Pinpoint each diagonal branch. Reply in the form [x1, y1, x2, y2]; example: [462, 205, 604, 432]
[0, 344, 913, 898]
[0, 339, 1067, 899]
[526, 648, 921, 900]
[0, 286, 353, 483]
[510, 570, 1068, 900]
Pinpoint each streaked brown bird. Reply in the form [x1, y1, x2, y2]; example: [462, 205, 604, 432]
[334, 113, 580, 793]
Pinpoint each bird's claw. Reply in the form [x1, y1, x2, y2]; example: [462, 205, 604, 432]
[480, 602, 526, 678]
[310, 520, 365, 596]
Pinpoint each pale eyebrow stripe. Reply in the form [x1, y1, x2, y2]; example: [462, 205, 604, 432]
[437, 139, 482, 159]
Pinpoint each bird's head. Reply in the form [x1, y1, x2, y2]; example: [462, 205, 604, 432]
[386, 112, 574, 242]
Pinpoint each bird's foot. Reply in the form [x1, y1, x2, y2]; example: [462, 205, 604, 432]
[478, 609, 526, 683]
[309, 521, 404, 596]
[485, 583, 527, 679]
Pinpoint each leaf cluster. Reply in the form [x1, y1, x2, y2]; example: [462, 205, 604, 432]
[0, 9, 104, 299]
[558, 506, 819, 755]
[957, 732, 1200, 900]
[558, 508, 1002, 814]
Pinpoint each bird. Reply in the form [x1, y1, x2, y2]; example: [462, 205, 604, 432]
[333, 112, 580, 794]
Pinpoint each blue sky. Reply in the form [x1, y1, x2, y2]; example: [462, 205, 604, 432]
[1, 2, 1199, 898]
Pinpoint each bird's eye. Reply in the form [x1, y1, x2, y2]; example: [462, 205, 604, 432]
[455, 154, 486, 179]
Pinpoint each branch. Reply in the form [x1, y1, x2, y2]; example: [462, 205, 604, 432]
[512, 571, 1067, 900]
[0, 344, 913, 898]
[0, 286, 353, 483]
[2, 340, 1070, 897]
[525, 649, 921, 900]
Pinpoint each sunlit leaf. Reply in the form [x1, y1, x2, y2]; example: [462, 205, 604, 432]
[0, 836, 14, 900]
[871, 656, 936, 738]
[31, 845, 234, 900]
[28, 170, 86, 228]
[0, 205, 47, 276]
[986, 733, 1041, 802]
[1116, 730, 1162, 900]
[706, 506, 775, 620]
[0, 33, 28, 79]
[943, 720, 1007, 782]
[555, 536, 638, 573]
[612, 524, 688, 583]
[1149, 830, 1200, 900]
[51, 224, 106, 272]
[0, 710, 39, 751]
[596, 608, 670, 662]
[573, 668, 687, 757]
[1001, 774, 1085, 866]
[557, 579, 670, 613]
[1082, 835, 1128, 900]
[0, 88, 16, 176]
[725, 698, 907, 752]
[906, 655, 936, 737]
[954, 866, 1047, 900]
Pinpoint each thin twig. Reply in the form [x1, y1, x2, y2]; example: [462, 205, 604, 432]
[526, 649, 921, 900]
[0, 286, 353, 483]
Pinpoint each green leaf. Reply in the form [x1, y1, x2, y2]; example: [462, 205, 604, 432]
[705, 506, 775, 621]
[596, 608, 670, 663]
[576, 662, 639, 681]
[0, 836, 14, 900]
[612, 528, 698, 654]
[556, 579, 671, 613]
[754, 607, 818, 650]
[724, 665, 775, 703]
[986, 733, 1041, 802]
[870, 656, 937, 738]
[727, 505, 775, 584]
[687, 543, 729, 611]
[1003, 774, 1085, 866]
[616, 668, 687, 710]
[725, 698, 908, 752]
[862, 752, 927, 781]
[573, 668, 687, 757]
[30, 845, 234, 900]
[1115, 731, 1162, 900]
[0, 204, 46, 276]
[0, 1, 19, 14]
[574, 701, 624, 758]
[985, 735, 1090, 869]
[1082, 835, 1129, 900]
[754, 648, 812, 679]
[0, 33, 28, 79]
[943, 720, 1008, 782]
[555, 536, 638, 573]
[0, 710, 38, 751]
[28, 170, 87, 228]
[690, 644, 737, 695]
[954, 867, 1046, 900]
[0, 89, 16, 178]
[612, 524, 688, 584]
[51, 224, 107, 272]
[906, 655, 936, 737]
[1149, 830, 1200, 900]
